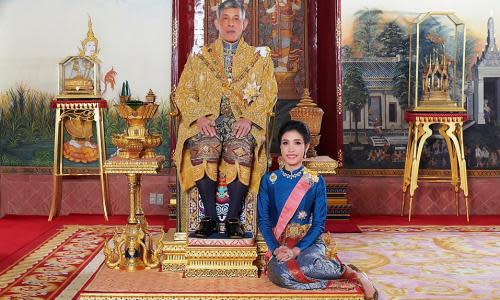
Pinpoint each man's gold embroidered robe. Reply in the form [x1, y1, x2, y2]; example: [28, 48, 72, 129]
[174, 38, 278, 194]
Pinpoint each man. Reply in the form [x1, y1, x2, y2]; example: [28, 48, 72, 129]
[174, 0, 278, 238]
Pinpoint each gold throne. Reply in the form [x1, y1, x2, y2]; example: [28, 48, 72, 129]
[161, 89, 277, 277]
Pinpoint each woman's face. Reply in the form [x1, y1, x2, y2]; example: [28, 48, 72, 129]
[280, 130, 309, 171]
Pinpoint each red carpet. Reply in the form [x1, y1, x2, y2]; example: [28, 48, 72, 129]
[0, 216, 59, 272]
[0, 214, 176, 273]
[326, 220, 361, 233]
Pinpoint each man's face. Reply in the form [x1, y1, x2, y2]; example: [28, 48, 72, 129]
[214, 7, 248, 43]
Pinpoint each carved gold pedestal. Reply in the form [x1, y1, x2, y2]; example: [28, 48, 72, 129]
[160, 229, 187, 272]
[103, 156, 165, 271]
[184, 245, 258, 277]
[104, 223, 162, 271]
[160, 229, 259, 277]
[303, 156, 339, 174]
[402, 112, 469, 222]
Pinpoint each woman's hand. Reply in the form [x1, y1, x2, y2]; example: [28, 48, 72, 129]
[274, 246, 298, 262]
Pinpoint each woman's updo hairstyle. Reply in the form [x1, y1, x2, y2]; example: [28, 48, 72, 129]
[278, 120, 311, 144]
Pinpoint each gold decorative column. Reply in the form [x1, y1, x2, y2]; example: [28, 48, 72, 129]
[104, 156, 165, 271]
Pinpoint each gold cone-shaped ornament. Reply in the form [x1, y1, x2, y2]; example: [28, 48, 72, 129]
[289, 88, 324, 157]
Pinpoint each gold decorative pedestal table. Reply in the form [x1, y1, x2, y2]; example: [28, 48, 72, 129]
[49, 99, 109, 221]
[303, 156, 339, 174]
[103, 156, 165, 271]
[402, 112, 470, 221]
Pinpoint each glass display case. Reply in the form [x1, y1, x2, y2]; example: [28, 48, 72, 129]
[408, 12, 466, 112]
[57, 56, 100, 99]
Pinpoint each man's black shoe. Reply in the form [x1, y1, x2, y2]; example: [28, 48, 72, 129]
[225, 218, 245, 239]
[193, 217, 217, 238]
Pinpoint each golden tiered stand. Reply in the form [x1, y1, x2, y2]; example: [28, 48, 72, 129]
[401, 112, 470, 222]
[102, 96, 166, 271]
[49, 99, 110, 221]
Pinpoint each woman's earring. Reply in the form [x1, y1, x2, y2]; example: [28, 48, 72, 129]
[278, 159, 285, 169]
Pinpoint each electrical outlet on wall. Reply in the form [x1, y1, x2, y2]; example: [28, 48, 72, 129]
[156, 193, 164, 205]
[149, 193, 157, 204]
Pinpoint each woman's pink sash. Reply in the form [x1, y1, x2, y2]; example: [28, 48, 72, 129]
[273, 176, 312, 241]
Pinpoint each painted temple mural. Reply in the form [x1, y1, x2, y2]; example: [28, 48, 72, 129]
[0, 0, 172, 169]
[6, 0, 498, 172]
[342, 0, 500, 171]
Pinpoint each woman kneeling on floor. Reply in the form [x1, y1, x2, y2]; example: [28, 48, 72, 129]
[257, 120, 378, 300]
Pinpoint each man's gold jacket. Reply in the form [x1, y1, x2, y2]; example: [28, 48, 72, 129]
[174, 38, 278, 193]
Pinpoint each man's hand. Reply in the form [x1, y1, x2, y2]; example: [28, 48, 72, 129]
[232, 118, 252, 138]
[196, 116, 216, 137]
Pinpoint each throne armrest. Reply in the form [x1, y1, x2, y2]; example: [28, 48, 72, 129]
[169, 87, 180, 166]
[265, 97, 278, 169]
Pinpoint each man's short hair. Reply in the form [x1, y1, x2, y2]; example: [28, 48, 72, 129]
[216, 0, 246, 20]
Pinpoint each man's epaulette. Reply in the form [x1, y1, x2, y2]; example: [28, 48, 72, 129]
[255, 46, 270, 58]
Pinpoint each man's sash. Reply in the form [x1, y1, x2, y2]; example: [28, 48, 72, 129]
[273, 175, 312, 241]
[198, 49, 261, 116]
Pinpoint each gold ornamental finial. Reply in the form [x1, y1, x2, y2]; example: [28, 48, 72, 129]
[296, 88, 317, 108]
[79, 14, 100, 59]
[86, 15, 95, 39]
[146, 89, 156, 103]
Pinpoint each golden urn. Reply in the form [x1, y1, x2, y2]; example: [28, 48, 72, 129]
[289, 88, 324, 157]
[112, 91, 162, 159]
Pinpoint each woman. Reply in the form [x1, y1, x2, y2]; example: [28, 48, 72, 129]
[257, 120, 378, 299]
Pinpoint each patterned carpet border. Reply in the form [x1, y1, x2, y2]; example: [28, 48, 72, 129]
[0, 225, 114, 299]
[358, 225, 500, 232]
[78, 293, 364, 300]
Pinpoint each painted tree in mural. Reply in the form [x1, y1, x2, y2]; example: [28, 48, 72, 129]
[343, 67, 369, 145]
[377, 21, 408, 57]
[342, 45, 353, 60]
[353, 9, 383, 57]
[465, 35, 478, 80]
[381, 21, 410, 116]
[394, 59, 410, 114]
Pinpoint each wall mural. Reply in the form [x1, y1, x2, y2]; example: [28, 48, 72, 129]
[0, 0, 172, 170]
[342, 0, 500, 172]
